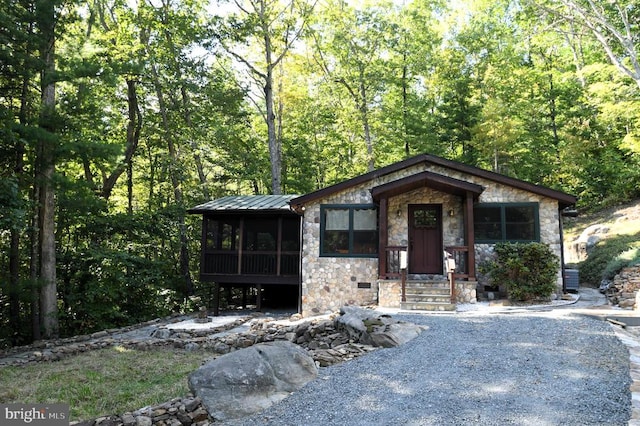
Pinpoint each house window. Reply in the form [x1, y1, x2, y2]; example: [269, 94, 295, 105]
[474, 203, 539, 243]
[321, 205, 378, 257]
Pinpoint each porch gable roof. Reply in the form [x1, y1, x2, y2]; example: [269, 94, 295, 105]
[370, 170, 484, 201]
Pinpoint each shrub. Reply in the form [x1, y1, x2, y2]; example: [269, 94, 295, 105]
[480, 242, 559, 302]
[578, 233, 640, 286]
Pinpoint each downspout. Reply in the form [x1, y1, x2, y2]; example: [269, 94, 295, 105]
[559, 207, 567, 293]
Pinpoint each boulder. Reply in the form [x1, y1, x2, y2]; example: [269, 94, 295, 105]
[334, 306, 426, 348]
[369, 322, 425, 348]
[188, 340, 317, 421]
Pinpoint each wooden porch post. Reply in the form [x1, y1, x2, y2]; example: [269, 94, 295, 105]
[465, 191, 476, 280]
[238, 217, 244, 275]
[213, 282, 220, 316]
[378, 197, 388, 279]
[256, 284, 262, 312]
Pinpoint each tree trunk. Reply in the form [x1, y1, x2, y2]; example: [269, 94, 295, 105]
[102, 78, 141, 200]
[29, 183, 41, 341]
[358, 73, 375, 172]
[9, 45, 32, 344]
[261, 0, 282, 195]
[265, 63, 282, 194]
[37, 0, 58, 339]
[150, 64, 193, 297]
[181, 86, 210, 200]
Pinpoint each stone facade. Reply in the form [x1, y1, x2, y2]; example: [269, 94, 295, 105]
[300, 162, 566, 316]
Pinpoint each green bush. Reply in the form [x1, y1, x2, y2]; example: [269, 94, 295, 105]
[480, 242, 559, 302]
[579, 233, 640, 286]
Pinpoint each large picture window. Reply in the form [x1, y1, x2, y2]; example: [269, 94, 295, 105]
[321, 205, 378, 256]
[474, 203, 539, 243]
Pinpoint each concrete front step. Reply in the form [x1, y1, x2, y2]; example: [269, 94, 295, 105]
[405, 287, 451, 296]
[405, 280, 450, 289]
[405, 294, 452, 303]
[401, 280, 455, 311]
[400, 302, 456, 311]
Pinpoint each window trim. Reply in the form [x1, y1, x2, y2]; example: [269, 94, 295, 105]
[320, 204, 378, 258]
[473, 202, 540, 243]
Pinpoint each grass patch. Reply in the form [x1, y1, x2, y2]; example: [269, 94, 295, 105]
[0, 346, 214, 422]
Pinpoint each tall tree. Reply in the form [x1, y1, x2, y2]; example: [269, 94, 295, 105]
[533, 0, 640, 90]
[210, 0, 316, 194]
[311, 0, 397, 171]
[35, 0, 60, 339]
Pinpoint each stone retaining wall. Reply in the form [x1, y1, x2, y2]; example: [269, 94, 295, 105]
[605, 266, 640, 309]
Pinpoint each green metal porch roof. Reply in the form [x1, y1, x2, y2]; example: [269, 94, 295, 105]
[187, 195, 300, 214]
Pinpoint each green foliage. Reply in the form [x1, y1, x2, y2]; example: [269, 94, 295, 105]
[480, 242, 559, 302]
[0, 178, 25, 231]
[56, 210, 189, 336]
[578, 233, 640, 286]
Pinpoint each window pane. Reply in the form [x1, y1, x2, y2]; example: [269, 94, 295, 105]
[475, 223, 503, 241]
[506, 223, 536, 240]
[505, 206, 536, 240]
[354, 208, 377, 230]
[322, 230, 349, 254]
[325, 209, 349, 230]
[414, 209, 438, 228]
[353, 230, 377, 254]
[475, 206, 501, 224]
[474, 204, 538, 242]
[505, 206, 534, 223]
[474, 206, 502, 241]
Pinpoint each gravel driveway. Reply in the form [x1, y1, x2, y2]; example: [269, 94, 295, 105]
[230, 311, 631, 426]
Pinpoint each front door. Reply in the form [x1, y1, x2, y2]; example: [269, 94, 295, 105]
[408, 204, 443, 274]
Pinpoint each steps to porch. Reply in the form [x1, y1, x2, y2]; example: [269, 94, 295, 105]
[400, 279, 456, 312]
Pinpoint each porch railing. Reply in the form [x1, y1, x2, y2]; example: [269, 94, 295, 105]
[444, 246, 470, 280]
[203, 251, 300, 276]
[383, 246, 408, 279]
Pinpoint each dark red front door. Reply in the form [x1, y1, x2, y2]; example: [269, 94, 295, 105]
[409, 204, 443, 274]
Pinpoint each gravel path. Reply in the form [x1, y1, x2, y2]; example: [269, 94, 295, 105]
[230, 311, 631, 426]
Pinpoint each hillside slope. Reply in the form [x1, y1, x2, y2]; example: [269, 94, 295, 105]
[563, 199, 640, 287]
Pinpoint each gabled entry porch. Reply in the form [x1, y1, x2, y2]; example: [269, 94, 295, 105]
[371, 171, 483, 309]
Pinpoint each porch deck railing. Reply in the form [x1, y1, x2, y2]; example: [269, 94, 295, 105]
[381, 245, 471, 279]
[444, 246, 470, 280]
[203, 251, 300, 276]
[383, 246, 407, 279]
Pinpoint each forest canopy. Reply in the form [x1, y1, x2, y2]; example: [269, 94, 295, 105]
[1, 0, 639, 346]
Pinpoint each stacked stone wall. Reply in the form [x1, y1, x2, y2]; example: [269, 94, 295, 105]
[605, 266, 640, 309]
[301, 187, 380, 316]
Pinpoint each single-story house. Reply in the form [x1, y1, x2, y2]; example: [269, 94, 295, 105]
[189, 153, 577, 316]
